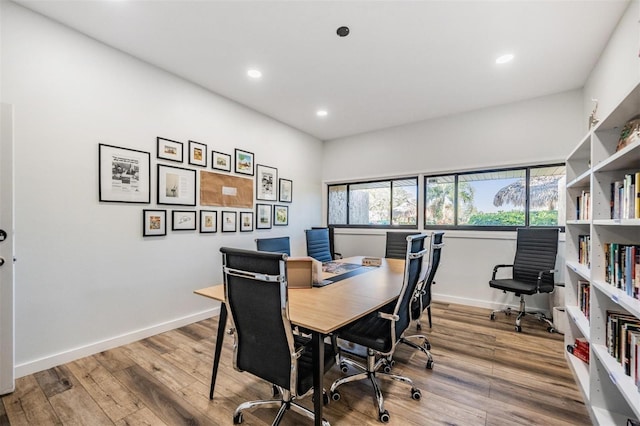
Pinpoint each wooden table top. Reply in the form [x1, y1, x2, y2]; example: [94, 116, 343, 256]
[194, 256, 405, 334]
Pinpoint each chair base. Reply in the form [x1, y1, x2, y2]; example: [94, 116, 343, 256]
[330, 348, 421, 423]
[233, 387, 329, 426]
[490, 295, 555, 333]
[399, 334, 434, 369]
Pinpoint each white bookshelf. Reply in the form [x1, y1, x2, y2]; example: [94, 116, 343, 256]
[564, 81, 640, 425]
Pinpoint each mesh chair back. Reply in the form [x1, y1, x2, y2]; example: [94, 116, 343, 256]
[221, 247, 294, 390]
[256, 236, 291, 255]
[512, 228, 559, 292]
[305, 228, 333, 263]
[385, 232, 416, 259]
[393, 234, 428, 339]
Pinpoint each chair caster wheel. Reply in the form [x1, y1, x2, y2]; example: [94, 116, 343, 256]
[547, 327, 555, 333]
[330, 391, 341, 401]
[383, 364, 392, 373]
[426, 359, 434, 369]
[490, 313, 495, 321]
[340, 362, 349, 374]
[505, 310, 512, 316]
[323, 391, 330, 405]
[515, 325, 522, 332]
[233, 413, 243, 424]
[272, 384, 280, 398]
[411, 388, 421, 400]
[423, 342, 431, 351]
[416, 323, 422, 331]
[379, 410, 390, 423]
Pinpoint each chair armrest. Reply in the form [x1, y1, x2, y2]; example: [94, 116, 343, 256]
[536, 269, 558, 291]
[492, 264, 513, 280]
[378, 312, 399, 321]
[333, 252, 343, 260]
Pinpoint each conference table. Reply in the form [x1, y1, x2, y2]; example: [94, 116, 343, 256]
[194, 255, 406, 426]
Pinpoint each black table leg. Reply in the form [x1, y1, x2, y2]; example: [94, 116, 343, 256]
[312, 331, 325, 426]
[209, 302, 228, 400]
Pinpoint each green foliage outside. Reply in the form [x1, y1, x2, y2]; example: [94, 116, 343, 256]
[467, 210, 558, 226]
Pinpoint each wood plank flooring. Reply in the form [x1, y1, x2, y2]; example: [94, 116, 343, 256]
[1, 302, 591, 425]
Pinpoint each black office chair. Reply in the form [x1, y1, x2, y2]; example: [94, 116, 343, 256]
[305, 228, 336, 263]
[330, 234, 427, 423]
[384, 231, 416, 259]
[399, 231, 445, 369]
[489, 228, 559, 333]
[220, 247, 336, 425]
[255, 236, 291, 255]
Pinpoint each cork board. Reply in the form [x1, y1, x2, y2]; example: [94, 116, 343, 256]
[200, 170, 254, 208]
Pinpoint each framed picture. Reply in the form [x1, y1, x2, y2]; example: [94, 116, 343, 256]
[212, 151, 231, 172]
[256, 164, 278, 201]
[157, 137, 183, 163]
[143, 209, 166, 237]
[274, 205, 289, 226]
[172, 210, 197, 231]
[279, 178, 293, 203]
[256, 203, 272, 229]
[188, 140, 207, 167]
[200, 210, 217, 233]
[157, 164, 197, 206]
[221, 211, 237, 232]
[240, 212, 254, 232]
[234, 148, 254, 176]
[99, 144, 150, 203]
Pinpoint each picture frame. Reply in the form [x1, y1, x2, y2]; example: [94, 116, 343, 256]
[256, 203, 272, 229]
[142, 209, 166, 237]
[240, 211, 254, 232]
[172, 210, 197, 231]
[279, 178, 293, 203]
[99, 144, 150, 203]
[221, 211, 237, 232]
[157, 137, 184, 163]
[212, 151, 232, 172]
[188, 140, 207, 167]
[234, 148, 254, 176]
[274, 205, 289, 226]
[256, 164, 278, 201]
[157, 164, 197, 206]
[200, 210, 218, 233]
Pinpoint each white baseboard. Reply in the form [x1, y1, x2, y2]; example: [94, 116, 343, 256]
[15, 307, 220, 378]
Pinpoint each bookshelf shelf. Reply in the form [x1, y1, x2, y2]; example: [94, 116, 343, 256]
[565, 80, 640, 425]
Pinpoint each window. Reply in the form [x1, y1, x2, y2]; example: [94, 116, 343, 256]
[424, 164, 565, 230]
[328, 178, 417, 227]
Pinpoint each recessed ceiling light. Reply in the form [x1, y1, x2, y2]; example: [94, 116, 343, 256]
[247, 69, 262, 79]
[316, 110, 328, 117]
[496, 54, 514, 64]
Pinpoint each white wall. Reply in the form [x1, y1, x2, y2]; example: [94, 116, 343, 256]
[322, 91, 581, 312]
[1, 2, 323, 376]
[582, 0, 640, 130]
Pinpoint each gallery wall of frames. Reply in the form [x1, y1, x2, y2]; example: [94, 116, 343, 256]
[98, 137, 293, 237]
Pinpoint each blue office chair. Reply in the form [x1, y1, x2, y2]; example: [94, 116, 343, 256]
[305, 228, 334, 263]
[220, 247, 336, 425]
[330, 234, 427, 422]
[255, 236, 291, 255]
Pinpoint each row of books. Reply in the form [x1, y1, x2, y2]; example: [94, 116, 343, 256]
[578, 280, 590, 319]
[576, 190, 590, 220]
[611, 172, 640, 219]
[578, 234, 590, 267]
[566, 337, 589, 364]
[606, 311, 640, 390]
[604, 243, 640, 300]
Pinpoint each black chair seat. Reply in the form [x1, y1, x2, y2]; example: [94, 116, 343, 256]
[337, 302, 395, 353]
[489, 278, 538, 295]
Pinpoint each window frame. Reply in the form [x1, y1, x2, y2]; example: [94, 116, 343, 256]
[424, 163, 565, 232]
[327, 177, 419, 229]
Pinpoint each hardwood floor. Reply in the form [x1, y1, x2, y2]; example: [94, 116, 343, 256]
[1, 302, 591, 425]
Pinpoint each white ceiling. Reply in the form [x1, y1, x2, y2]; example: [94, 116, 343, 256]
[14, 0, 630, 141]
